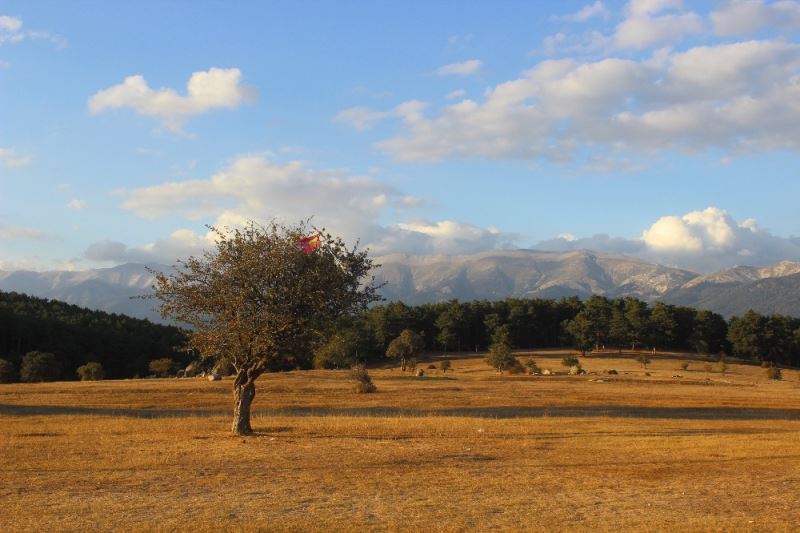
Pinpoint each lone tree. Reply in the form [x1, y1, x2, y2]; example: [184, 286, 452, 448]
[151, 221, 381, 435]
[386, 329, 424, 371]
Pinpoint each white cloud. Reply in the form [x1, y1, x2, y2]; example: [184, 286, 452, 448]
[0, 15, 67, 48]
[0, 148, 31, 167]
[552, 1, 610, 22]
[712, 0, 800, 36]
[537, 207, 800, 272]
[446, 89, 466, 100]
[113, 155, 508, 260]
[0, 224, 44, 240]
[366, 40, 800, 163]
[0, 15, 22, 32]
[334, 106, 393, 131]
[627, 0, 684, 16]
[88, 68, 253, 131]
[436, 59, 482, 76]
[66, 199, 87, 210]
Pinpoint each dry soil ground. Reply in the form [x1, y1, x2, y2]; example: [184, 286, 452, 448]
[1, 350, 800, 532]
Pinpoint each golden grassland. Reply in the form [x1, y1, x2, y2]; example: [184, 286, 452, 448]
[2, 350, 800, 532]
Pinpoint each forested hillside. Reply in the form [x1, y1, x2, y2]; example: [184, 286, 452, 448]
[0, 291, 187, 380]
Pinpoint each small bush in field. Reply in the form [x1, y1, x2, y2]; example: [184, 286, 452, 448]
[680, 362, 689, 371]
[525, 358, 540, 375]
[765, 366, 782, 380]
[561, 356, 580, 368]
[20, 351, 59, 382]
[351, 364, 377, 393]
[76, 362, 105, 381]
[607, 369, 618, 375]
[704, 363, 713, 374]
[149, 358, 177, 377]
[636, 355, 651, 369]
[407, 357, 418, 372]
[0, 358, 17, 383]
[508, 359, 526, 374]
[719, 361, 727, 374]
[439, 359, 451, 373]
[427, 364, 437, 370]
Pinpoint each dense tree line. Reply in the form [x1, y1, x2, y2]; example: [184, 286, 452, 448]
[0, 290, 187, 381]
[1, 290, 798, 384]
[327, 296, 800, 368]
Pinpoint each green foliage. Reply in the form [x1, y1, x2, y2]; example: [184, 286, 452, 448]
[314, 333, 358, 369]
[485, 341, 517, 373]
[0, 290, 186, 379]
[386, 329, 425, 371]
[565, 295, 611, 354]
[648, 303, 677, 349]
[351, 364, 376, 393]
[561, 356, 580, 368]
[20, 351, 59, 382]
[439, 359, 451, 373]
[524, 358, 540, 375]
[0, 358, 17, 383]
[148, 358, 176, 377]
[76, 362, 105, 381]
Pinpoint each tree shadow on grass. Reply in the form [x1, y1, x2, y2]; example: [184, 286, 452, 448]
[2, 403, 799, 421]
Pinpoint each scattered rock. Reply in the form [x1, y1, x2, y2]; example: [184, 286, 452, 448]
[416, 369, 425, 377]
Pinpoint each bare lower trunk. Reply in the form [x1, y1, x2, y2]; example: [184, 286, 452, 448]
[232, 372, 256, 435]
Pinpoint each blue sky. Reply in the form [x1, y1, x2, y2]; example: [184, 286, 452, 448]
[2, 0, 800, 273]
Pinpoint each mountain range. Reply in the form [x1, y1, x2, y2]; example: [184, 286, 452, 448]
[2, 250, 799, 322]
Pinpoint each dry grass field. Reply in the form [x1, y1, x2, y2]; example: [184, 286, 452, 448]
[2, 350, 800, 532]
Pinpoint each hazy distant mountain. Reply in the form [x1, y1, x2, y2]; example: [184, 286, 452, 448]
[0, 263, 167, 323]
[662, 261, 800, 316]
[372, 250, 696, 304]
[2, 253, 799, 320]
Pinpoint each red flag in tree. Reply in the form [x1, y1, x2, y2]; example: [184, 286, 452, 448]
[297, 234, 321, 254]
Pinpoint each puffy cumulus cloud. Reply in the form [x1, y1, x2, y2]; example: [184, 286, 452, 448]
[358, 39, 800, 162]
[0, 224, 44, 240]
[712, 0, 800, 36]
[114, 155, 507, 261]
[88, 68, 253, 132]
[614, 11, 703, 49]
[536, 207, 800, 272]
[551, 1, 610, 23]
[436, 59, 482, 76]
[0, 148, 32, 167]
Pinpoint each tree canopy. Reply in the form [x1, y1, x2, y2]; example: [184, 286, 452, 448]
[151, 221, 381, 435]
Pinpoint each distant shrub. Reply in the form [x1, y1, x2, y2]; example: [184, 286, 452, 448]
[680, 362, 689, 371]
[313, 334, 357, 369]
[508, 359, 526, 374]
[20, 351, 60, 382]
[427, 364, 437, 370]
[765, 366, 782, 381]
[0, 358, 17, 383]
[439, 360, 451, 373]
[718, 361, 727, 374]
[525, 358, 540, 375]
[561, 356, 580, 368]
[407, 357, 418, 372]
[704, 363, 713, 374]
[76, 362, 105, 381]
[486, 342, 517, 373]
[636, 355, 651, 369]
[351, 364, 377, 393]
[607, 369, 618, 375]
[148, 358, 177, 378]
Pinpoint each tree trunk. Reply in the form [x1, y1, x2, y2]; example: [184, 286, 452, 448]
[400, 357, 406, 372]
[232, 371, 256, 435]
